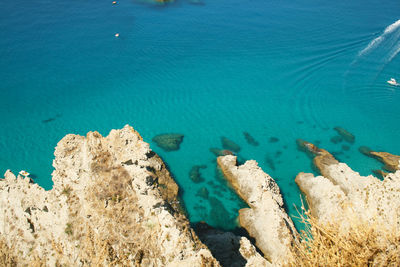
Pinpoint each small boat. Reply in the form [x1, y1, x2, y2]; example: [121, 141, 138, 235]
[115, 33, 120, 38]
[19, 170, 30, 177]
[387, 78, 399, 86]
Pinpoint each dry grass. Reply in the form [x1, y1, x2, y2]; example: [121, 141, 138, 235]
[290, 205, 400, 267]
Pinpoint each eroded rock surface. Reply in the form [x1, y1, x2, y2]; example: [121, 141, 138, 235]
[0, 125, 217, 266]
[295, 141, 400, 232]
[217, 155, 297, 265]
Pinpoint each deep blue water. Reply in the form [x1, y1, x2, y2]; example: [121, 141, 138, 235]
[1, 0, 400, 230]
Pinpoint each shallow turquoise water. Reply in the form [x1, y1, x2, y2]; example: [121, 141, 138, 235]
[1, 0, 400, 230]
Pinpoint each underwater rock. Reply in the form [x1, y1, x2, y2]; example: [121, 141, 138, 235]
[265, 155, 276, 171]
[268, 137, 279, 143]
[243, 132, 259, 146]
[189, 165, 207, 183]
[196, 187, 210, 200]
[275, 150, 282, 157]
[217, 155, 297, 265]
[369, 151, 400, 172]
[209, 148, 234, 157]
[330, 135, 343, 144]
[193, 222, 269, 267]
[208, 197, 235, 230]
[359, 146, 373, 156]
[333, 127, 355, 143]
[296, 139, 320, 155]
[221, 137, 241, 153]
[342, 145, 350, 151]
[152, 133, 184, 151]
[295, 144, 400, 239]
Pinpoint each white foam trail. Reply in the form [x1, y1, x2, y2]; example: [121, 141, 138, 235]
[358, 19, 400, 57]
[388, 42, 400, 62]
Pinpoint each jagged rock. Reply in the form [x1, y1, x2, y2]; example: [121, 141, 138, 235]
[295, 142, 400, 234]
[217, 155, 297, 265]
[0, 125, 218, 266]
[152, 133, 184, 151]
[369, 151, 400, 172]
[221, 137, 241, 153]
[333, 127, 355, 143]
[189, 165, 207, 183]
[243, 132, 259, 146]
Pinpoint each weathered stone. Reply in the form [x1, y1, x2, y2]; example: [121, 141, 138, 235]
[369, 151, 400, 172]
[152, 133, 184, 151]
[243, 132, 259, 146]
[221, 137, 241, 153]
[217, 155, 297, 265]
[333, 127, 355, 143]
[196, 187, 209, 200]
[0, 126, 218, 266]
[295, 143, 400, 236]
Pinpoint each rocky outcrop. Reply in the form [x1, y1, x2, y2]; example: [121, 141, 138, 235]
[369, 151, 400, 172]
[0, 125, 218, 266]
[295, 141, 400, 231]
[217, 155, 297, 265]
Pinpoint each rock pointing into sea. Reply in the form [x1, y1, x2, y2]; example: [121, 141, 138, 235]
[295, 141, 400, 231]
[217, 155, 297, 265]
[0, 125, 218, 266]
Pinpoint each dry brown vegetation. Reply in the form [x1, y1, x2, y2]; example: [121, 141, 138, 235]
[290, 207, 400, 266]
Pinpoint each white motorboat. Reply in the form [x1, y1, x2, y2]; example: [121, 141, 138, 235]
[387, 78, 399, 86]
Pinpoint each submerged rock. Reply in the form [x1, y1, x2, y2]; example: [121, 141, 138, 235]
[265, 155, 276, 171]
[217, 155, 297, 265]
[189, 165, 207, 183]
[196, 187, 210, 200]
[333, 127, 355, 143]
[152, 133, 184, 151]
[341, 144, 350, 151]
[268, 137, 279, 143]
[221, 137, 241, 153]
[209, 148, 234, 157]
[359, 146, 373, 156]
[243, 132, 259, 146]
[330, 135, 343, 144]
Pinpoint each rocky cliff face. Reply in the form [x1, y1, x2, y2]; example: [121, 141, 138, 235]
[2, 126, 399, 266]
[0, 125, 218, 266]
[217, 156, 297, 265]
[295, 141, 400, 232]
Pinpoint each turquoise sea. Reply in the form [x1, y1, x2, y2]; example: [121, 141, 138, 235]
[1, 0, 400, 230]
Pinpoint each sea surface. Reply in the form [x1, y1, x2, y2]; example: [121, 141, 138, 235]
[1, 0, 400, 230]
